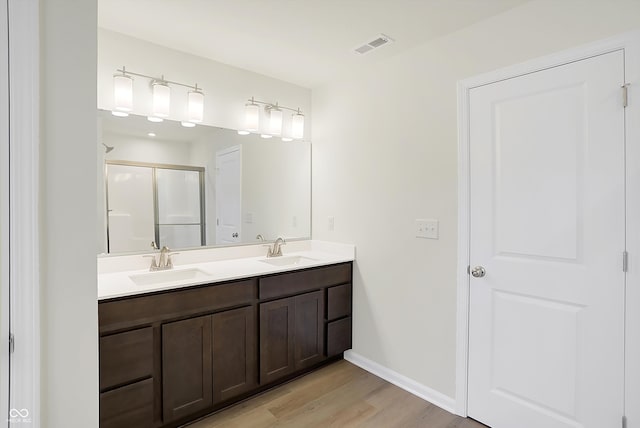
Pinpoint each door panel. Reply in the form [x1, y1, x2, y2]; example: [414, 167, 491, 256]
[162, 316, 213, 423]
[259, 297, 295, 384]
[294, 291, 324, 369]
[212, 306, 257, 402]
[468, 50, 625, 428]
[215, 146, 242, 244]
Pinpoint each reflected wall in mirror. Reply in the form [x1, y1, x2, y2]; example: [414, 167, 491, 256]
[97, 109, 311, 255]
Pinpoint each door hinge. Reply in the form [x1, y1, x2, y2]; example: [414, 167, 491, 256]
[623, 251, 629, 273]
[9, 333, 14, 354]
[622, 415, 627, 428]
[623, 84, 629, 108]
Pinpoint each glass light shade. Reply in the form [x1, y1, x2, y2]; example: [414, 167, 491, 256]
[260, 134, 273, 139]
[180, 121, 196, 128]
[281, 137, 293, 142]
[111, 111, 129, 117]
[147, 116, 163, 123]
[245, 103, 260, 132]
[269, 108, 283, 136]
[113, 74, 133, 112]
[237, 130, 250, 135]
[291, 112, 304, 139]
[187, 90, 204, 123]
[152, 82, 171, 118]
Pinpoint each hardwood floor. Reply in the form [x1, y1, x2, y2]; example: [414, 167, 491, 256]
[187, 360, 487, 428]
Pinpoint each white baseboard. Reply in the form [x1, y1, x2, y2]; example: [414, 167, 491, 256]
[344, 350, 456, 414]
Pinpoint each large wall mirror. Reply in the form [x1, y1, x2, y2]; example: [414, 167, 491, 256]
[97, 109, 311, 255]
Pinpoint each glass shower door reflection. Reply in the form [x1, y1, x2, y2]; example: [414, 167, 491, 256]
[156, 168, 204, 249]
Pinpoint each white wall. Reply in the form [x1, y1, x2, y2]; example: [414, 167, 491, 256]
[41, 0, 98, 426]
[312, 0, 640, 399]
[98, 29, 311, 138]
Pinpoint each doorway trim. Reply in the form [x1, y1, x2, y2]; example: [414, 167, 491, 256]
[455, 30, 640, 418]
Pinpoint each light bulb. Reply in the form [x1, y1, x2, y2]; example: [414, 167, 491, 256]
[237, 130, 250, 135]
[291, 111, 304, 139]
[113, 74, 133, 113]
[245, 102, 259, 132]
[269, 108, 283, 136]
[187, 90, 204, 123]
[181, 121, 196, 128]
[152, 81, 170, 118]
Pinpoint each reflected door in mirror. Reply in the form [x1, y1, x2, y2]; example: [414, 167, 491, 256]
[215, 146, 242, 244]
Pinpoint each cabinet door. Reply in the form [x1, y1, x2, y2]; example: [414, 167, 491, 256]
[212, 306, 257, 402]
[294, 291, 325, 369]
[162, 315, 213, 423]
[260, 297, 295, 384]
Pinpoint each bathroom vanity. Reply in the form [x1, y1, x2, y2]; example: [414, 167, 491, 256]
[97, 246, 353, 428]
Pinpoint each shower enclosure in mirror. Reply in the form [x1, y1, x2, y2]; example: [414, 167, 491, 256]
[106, 161, 205, 253]
[97, 109, 311, 255]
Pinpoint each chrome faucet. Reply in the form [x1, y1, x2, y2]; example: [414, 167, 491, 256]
[267, 237, 286, 258]
[144, 245, 179, 271]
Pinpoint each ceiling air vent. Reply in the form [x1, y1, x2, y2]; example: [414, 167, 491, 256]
[354, 33, 394, 55]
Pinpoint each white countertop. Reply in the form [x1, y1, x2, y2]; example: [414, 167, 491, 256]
[98, 240, 355, 301]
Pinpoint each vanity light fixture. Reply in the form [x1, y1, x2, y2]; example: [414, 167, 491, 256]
[281, 137, 293, 142]
[180, 121, 196, 128]
[112, 68, 133, 117]
[237, 130, 251, 135]
[147, 132, 156, 137]
[112, 66, 205, 125]
[242, 97, 305, 139]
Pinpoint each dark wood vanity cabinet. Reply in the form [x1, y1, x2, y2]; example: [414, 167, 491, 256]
[98, 262, 352, 428]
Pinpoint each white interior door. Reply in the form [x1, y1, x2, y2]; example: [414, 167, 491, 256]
[215, 146, 242, 244]
[106, 164, 155, 252]
[468, 50, 625, 428]
[0, 0, 9, 422]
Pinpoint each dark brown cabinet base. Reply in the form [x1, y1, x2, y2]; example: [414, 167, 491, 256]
[98, 262, 352, 428]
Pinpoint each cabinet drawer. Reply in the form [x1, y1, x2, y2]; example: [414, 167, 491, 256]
[327, 284, 352, 321]
[100, 378, 153, 428]
[99, 279, 256, 333]
[100, 327, 153, 391]
[327, 317, 352, 357]
[259, 263, 352, 300]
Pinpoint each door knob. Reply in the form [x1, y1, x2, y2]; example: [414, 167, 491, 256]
[471, 266, 486, 278]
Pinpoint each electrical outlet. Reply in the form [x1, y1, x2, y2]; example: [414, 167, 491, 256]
[416, 219, 438, 239]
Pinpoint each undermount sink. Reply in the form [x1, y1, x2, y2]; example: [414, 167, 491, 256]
[129, 268, 211, 286]
[259, 255, 317, 267]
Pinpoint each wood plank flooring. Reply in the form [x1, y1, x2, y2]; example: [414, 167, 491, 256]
[187, 360, 487, 428]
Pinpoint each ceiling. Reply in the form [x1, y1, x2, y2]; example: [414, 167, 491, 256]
[98, 0, 531, 88]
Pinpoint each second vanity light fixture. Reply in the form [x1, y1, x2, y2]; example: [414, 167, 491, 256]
[112, 66, 204, 127]
[241, 97, 305, 141]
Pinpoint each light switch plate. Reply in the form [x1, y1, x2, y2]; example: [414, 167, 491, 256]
[416, 219, 438, 239]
